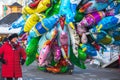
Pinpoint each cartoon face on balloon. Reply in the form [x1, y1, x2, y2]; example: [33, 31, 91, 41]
[60, 32, 68, 45]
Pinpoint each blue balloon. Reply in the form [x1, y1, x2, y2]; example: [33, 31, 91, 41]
[9, 15, 29, 30]
[90, 16, 119, 33]
[35, 22, 47, 34]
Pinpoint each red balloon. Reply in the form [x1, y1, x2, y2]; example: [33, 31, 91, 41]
[59, 16, 65, 30]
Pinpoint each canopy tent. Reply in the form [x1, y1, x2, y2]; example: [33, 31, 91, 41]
[0, 26, 21, 34]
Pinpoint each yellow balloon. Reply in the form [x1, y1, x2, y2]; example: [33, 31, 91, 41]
[22, 0, 51, 15]
[22, 6, 36, 14]
[24, 13, 45, 32]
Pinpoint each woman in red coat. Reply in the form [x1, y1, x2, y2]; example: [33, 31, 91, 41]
[0, 33, 26, 80]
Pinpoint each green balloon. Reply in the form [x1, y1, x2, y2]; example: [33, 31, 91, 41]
[37, 66, 46, 71]
[50, 59, 57, 66]
[74, 11, 84, 22]
[25, 56, 36, 66]
[60, 66, 68, 73]
[70, 46, 86, 69]
[25, 37, 40, 66]
[26, 37, 40, 57]
[45, 0, 60, 17]
[78, 48, 87, 61]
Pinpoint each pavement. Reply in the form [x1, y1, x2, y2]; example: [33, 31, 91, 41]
[22, 61, 120, 80]
[0, 61, 120, 80]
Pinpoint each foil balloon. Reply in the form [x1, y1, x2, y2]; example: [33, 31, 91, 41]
[38, 40, 52, 66]
[76, 0, 92, 22]
[18, 33, 28, 42]
[38, 33, 49, 52]
[37, 28, 58, 66]
[83, 0, 113, 13]
[70, 46, 86, 69]
[22, 0, 51, 15]
[92, 42, 101, 51]
[60, 31, 69, 58]
[79, 43, 97, 56]
[112, 31, 120, 41]
[90, 14, 120, 33]
[29, 0, 41, 9]
[38, 28, 58, 66]
[57, 24, 70, 59]
[59, 0, 74, 23]
[26, 37, 40, 57]
[52, 40, 61, 62]
[25, 56, 36, 66]
[38, 27, 58, 53]
[70, 0, 82, 15]
[77, 11, 105, 28]
[81, 33, 88, 44]
[9, 15, 29, 30]
[85, 33, 100, 51]
[45, 0, 60, 18]
[45, 27, 58, 40]
[59, 0, 78, 29]
[24, 13, 45, 32]
[116, 0, 120, 3]
[59, 16, 65, 30]
[106, 3, 120, 16]
[29, 14, 60, 37]
[90, 31, 114, 45]
[106, 1, 118, 11]
[25, 37, 40, 66]
[46, 66, 61, 73]
[78, 48, 87, 61]
[96, 0, 111, 3]
[112, 3, 120, 15]
[111, 31, 120, 45]
[79, 2, 92, 13]
[37, 66, 47, 71]
[68, 26, 80, 57]
[46, 59, 68, 73]
[74, 11, 84, 22]
[10, 0, 120, 74]
[80, 0, 89, 5]
[93, 51, 110, 64]
[38, 28, 61, 61]
[76, 23, 87, 35]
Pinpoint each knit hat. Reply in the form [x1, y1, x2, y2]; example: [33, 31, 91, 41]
[8, 33, 18, 41]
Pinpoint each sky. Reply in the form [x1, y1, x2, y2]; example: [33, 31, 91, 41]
[0, 0, 24, 5]
[0, 0, 30, 5]
[0, 2, 4, 18]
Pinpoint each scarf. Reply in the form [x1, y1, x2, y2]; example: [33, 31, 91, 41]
[9, 41, 19, 50]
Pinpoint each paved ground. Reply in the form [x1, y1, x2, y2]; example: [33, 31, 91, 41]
[22, 62, 120, 80]
[0, 62, 120, 80]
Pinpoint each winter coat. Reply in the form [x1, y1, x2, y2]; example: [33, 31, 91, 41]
[0, 41, 26, 78]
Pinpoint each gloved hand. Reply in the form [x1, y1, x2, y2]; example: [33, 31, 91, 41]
[0, 58, 6, 64]
[21, 59, 25, 65]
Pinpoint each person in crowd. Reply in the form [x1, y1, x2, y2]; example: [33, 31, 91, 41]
[0, 37, 2, 47]
[0, 33, 26, 80]
[0, 37, 8, 47]
[2, 37, 8, 44]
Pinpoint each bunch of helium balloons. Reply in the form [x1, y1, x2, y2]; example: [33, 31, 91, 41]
[10, 0, 120, 73]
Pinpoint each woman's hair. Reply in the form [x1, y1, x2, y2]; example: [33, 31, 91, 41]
[8, 33, 18, 41]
